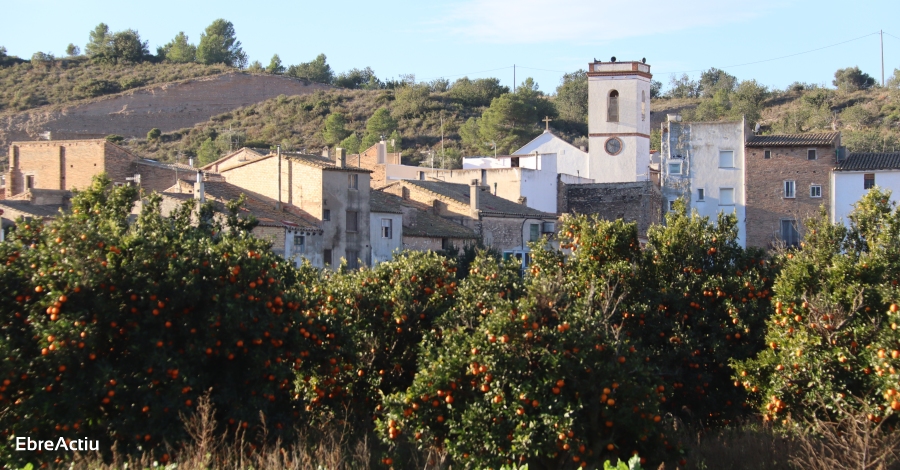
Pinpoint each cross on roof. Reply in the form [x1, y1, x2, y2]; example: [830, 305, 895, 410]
[542, 116, 553, 131]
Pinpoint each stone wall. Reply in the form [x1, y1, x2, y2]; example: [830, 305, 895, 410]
[560, 180, 663, 237]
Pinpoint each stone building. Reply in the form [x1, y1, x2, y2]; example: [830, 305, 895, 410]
[216, 148, 372, 268]
[370, 189, 477, 255]
[744, 132, 841, 248]
[381, 179, 557, 260]
[6, 140, 138, 196]
[557, 179, 663, 239]
[369, 190, 404, 264]
[352, 141, 401, 188]
[157, 177, 323, 268]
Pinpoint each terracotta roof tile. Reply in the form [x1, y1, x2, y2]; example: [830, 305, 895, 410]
[835, 153, 900, 171]
[369, 190, 403, 214]
[746, 132, 840, 147]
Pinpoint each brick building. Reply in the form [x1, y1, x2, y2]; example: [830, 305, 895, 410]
[6, 140, 137, 196]
[217, 148, 372, 268]
[352, 142, 401, 188]
[744, 132, 841, 248]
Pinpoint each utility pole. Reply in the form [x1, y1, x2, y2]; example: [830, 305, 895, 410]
[440, 113, 445, 170]
[513, 64, 516, 93]
[881, 30, 885, 87]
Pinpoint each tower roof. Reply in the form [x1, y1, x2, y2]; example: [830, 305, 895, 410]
[588, 59, 651, 78]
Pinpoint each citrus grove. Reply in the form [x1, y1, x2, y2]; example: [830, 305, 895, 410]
[0, 177, 898, 468]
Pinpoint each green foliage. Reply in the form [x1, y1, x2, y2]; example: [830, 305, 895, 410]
[833, 66, 876, 92]
[339, 133, 361, 154]
[667, 74, 700, 99]
[85, 24, 149, 64]
[604, 455, 644, 470]
[0, 176, 328, 465]
[650, 80, 662, 99]
[650, 128, 661, 152]
[360, 107, 398, 150]
[65, 44, 80, 57]
[196, 137, 221, 165]
[392, 83, 432, 118]
[888, 69, 900, 89]
[322, 112, 349, 146]
[286, 53, 333, 84]
[388, 130, 401, 153]
[334, 67, 382, 90]
[460, 82, 554, 155]
[246, 60, 263, 73]
[554, 70, 588, 134]
[448, 77, 509, 107]
[105, 134, 124, 143]
[266, 54, 285, 75]
[85, 23, 111, 59]
[158, 32, 196, 64]
[699, 68, 737, 98]
[840, 103, 876, 130]
[196, 19, 245, 67]
[147, 128, 161, 140]
[735, 189, 900, 429]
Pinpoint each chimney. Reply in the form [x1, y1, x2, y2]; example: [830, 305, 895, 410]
[376, 141, 386, 164]
[335, 147, 346, 168]
[469, 179, 480, 219]
[194, 170, 205, 202]
[188, 157, 194, 168]
[322, 147, 329, 158]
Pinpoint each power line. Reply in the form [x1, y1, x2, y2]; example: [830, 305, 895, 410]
[884, 31, 900, 42]
[657, 31, 882, 75]
[419, 66, 514, 81]
[516, 65, 570, 74]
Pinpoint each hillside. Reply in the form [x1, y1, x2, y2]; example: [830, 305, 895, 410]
[0, 72, 333, 165]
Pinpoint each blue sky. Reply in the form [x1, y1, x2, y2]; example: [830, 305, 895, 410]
[3, 0, 898, 94]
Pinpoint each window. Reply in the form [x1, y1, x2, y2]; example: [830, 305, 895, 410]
[667, 199, 677, 212]
[718, 150, 735, 168]
[864, 173, 875, 189]
[441, 238, 451, 250]
[480, 169, 486, 183]
[608, 90, 619, 122]
[780, 220, 800, 248]
[668, 162, 682, 175]
[346, 211, 358, 232]
[529, 223, 540, 242]
[807, 149, 817, 160]
[720, 188, 735, 206]
[346, 250, 360, 269]
[810, 185, 822, 198]
[418, 171, 425, 181]
[323, 249, 333, 267]
[511, 157, 520, 168]
[542, 222, 556, 233]
[641, 90, 646, 121]
[381, 218, 393, 239]
[697, 188, 705, 201]
[764, 150, 771, 159]
[323, 209, 331, 221]
[349, 173, 359, 189]
[25, 175, 34, 190]
[293, 235, 305, 253]
[784, 180, 796, 199]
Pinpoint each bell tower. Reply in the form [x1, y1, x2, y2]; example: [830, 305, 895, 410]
[586, 58, 652, 183]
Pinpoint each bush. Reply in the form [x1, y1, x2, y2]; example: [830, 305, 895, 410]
[735, 189, 900, 429]
[0, 177, 333, 465]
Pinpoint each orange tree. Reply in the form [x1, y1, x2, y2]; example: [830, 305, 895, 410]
[735, 189, 900, 427]
[631, 203, 777, 427]
[293, 251, 458, 427]
[378, 219, 672, 469]
[0, 177, 334, 465]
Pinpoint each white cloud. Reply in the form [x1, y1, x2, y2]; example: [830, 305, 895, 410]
[441, 0, 782, 45]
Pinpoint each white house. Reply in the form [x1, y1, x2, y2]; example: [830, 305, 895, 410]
[660, 118, 748, 247]
[832, 153, 900, 224]
[369, 190, 403, 264]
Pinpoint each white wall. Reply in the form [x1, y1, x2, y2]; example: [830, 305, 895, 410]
[514, 132, 590, 179]
[369, 212, 403, 264]
[832, 170, 900, 224]
[519, 155, 558, 213]
[686, 121, 747, 247]
[587, 70, 652, 183]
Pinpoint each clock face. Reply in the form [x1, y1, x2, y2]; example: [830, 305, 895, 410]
[605, 137, 623, 155]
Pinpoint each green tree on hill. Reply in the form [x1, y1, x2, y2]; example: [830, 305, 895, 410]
[196, 19, 246, 67]
[339, 133, 361, 154]
[448, 77, 508, 107]
[555, 69, 588, 130]
[334, 67, 382, 89]
[85, 23, 111, 58]
[360, 107, 398, 150]
[699, 67, 737, 97]
[65, 43, 80, 57]
[158, 32, 196, 64]
[322, 112, 349, 146]
[286, 53, 333, 84]
[266, 54, 284, 74]
[833, 66, 876, 92]
[85, 24, 148, 64]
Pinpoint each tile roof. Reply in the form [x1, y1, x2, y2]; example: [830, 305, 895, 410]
[284, 153, 373, 173]
[369, 190, 403, 214]
[162, 181, 321, 231]
[835, 153, 900, 171]
[0, 201, 65, 218]
[403, 180, 556, 218]
[136, 159, 222, 175]
[370, 190, 478, 239]
[403, 207, 478, 239]
[746, 132, 840, 147]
